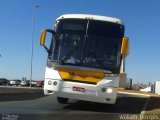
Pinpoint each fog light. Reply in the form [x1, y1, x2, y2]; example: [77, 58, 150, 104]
[107, 88, 113, 93]
[102, 87, 106, 92]
[48, 90, 53, 93]
[106, 98, 111, 101]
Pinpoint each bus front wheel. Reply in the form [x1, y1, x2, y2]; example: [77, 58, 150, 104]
[57, 97, 69, 104]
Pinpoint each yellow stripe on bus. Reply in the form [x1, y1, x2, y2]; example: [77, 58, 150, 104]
[58, 68, 105, 83]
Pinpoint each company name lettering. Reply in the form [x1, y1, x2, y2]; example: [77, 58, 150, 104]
[68, 72, 102, 79]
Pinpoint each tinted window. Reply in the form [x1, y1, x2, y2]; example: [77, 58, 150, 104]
[88, 20, 124, 38]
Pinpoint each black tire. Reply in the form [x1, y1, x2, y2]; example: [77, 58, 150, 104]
[57, 97, 69, 104]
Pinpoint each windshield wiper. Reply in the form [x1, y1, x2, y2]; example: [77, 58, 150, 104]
[59, 40, 80, 64]
[89, 50, 108, 70]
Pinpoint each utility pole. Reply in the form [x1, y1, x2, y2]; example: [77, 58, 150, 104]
[30, 4, 39, 88]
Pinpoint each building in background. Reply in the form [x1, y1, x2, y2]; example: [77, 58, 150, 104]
[153, 81, 160, 95]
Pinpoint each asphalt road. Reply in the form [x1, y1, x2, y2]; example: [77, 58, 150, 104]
[0, 86, 43, 93]
[0, 89, 149, 120]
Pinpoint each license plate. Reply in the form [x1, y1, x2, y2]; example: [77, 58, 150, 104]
[72, 86, 85, 92]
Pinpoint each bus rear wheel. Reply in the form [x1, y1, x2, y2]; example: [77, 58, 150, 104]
[57, 97, 69, 104]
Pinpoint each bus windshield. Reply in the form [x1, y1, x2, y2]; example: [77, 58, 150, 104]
[51, 19, 124, 73]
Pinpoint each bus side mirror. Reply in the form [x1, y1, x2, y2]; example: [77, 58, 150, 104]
[121, 37, 129, 57]
[40, 30, 47, 46]
[39, 29, 56, 53]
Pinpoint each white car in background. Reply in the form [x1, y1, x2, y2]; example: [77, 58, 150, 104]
[30, 81, 37, 87]
[9, 80, 21, 86]
[21, 80, 30, 86]
[9, 80, 16, 85]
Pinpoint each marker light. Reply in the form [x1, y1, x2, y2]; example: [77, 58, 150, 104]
[53, 81, 57, 86]
[107, 88, 113, 93]
[102, 87, 106, 92]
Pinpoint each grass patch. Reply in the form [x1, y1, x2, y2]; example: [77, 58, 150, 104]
[118, 88, 159, 96]
[145, 109, 160, 114]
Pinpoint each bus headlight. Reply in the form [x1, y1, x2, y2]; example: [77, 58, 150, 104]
[107, 88, 113, 94]
[48, 81, 52, 85]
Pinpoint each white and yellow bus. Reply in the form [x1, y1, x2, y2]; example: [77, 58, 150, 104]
[40, 14, 129, 104]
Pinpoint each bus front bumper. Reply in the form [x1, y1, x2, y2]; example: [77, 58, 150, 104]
[44, 79, 117, 104]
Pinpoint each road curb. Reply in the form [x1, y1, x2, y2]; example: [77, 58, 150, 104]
[118, 91, 151, 97]
[141, 97, 150, 114]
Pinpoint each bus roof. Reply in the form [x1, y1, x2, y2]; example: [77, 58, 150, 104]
[56, 14, 123, 25]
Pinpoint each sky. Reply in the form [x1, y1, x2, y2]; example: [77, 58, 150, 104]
[0, 0, 160, 83]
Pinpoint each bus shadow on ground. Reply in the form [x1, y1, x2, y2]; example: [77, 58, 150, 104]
[63, 97, 148, 114]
